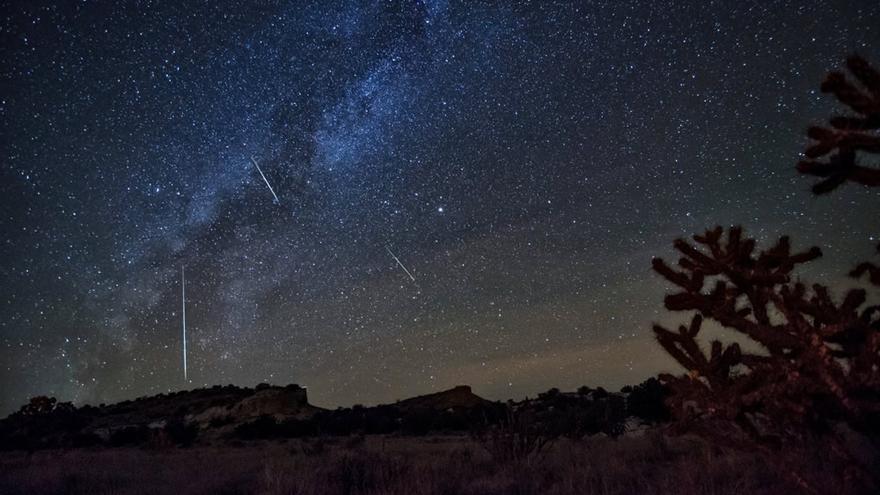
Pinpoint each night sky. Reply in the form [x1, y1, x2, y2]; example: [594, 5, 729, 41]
[2, 1, 879, 415]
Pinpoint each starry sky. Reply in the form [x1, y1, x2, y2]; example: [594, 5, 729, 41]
[1, 1, 879, 415]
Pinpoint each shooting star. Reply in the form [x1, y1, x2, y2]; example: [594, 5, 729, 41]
[385, 245, 416, 282]
[250, 156, 280, 204]
[181, 266, 188, 382]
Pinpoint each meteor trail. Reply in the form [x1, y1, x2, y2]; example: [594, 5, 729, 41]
[181, 266, 188, 382]
[385, 245, 416, 282]
[250, 156, 280, 204]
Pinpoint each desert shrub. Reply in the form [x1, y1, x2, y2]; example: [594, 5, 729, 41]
[538, 388, 561, 400]
[208, 415, 235, 428]
[574, 394, 626, 438]
[532, 390, 626, 439]
[301, 437, 327, 456]
[277, 417, 319, 437]
[0, 398, 92, 450]
[70, 432, 103, 448]
[399, 410, 435, 436]
[362, 406, 399, 434]
[344, 434, 366, 448]
[626, 378, 669, 423]
[473, 405, 556, 463]
[165, 419, 199, 446]
[234, 415, 280, 439]
[17, 396, 60, 416]
[110, 426, 151, 446]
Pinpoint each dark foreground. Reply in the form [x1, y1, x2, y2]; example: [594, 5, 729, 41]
[0, 433, 849, 495]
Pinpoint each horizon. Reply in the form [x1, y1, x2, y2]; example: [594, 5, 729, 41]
[2, 378, 644, 418]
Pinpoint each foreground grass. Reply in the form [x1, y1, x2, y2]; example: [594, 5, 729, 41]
[0, 433, 848, 494]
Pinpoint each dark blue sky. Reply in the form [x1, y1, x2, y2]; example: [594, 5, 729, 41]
[1, 0, 879, 414]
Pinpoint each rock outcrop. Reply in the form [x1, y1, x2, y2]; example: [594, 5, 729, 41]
[396, 385, 490, 412]
[190, 384, 319, 425]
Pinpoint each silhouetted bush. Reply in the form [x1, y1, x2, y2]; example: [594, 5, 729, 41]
[17, 396, 60, 416]
[165, 419, 199, 446]
[538, 388, 560, 400]
[70, 432, 103, 448]
[473, 405, 555, 462]
[234, 415, 279, 440]
[626, 378, 669, 423]
[110, 426, 151, 446]
[208, 415, 235, 428]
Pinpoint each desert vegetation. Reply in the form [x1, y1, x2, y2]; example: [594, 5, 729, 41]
[0, 434, 850, 495]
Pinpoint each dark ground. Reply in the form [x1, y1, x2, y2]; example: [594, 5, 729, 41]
[0, 433, 848, 495]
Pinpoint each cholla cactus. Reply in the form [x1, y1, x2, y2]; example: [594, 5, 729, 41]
[652, 227, 878, 441]
[851, 244, 880, 286]
[650, 56, 880, 493]
[798, 55, 880, 292]
[797, 55, 880, 194]
[652, 227, 879, 492]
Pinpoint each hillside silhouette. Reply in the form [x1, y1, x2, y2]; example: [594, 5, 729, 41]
[0, 380, 667, 450]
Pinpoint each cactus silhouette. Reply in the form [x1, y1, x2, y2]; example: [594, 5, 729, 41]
[652, 228, 877, 438]
[652, 57, 880, 494]
[797, 55, 880, 193]
[798, 54, 880, 292]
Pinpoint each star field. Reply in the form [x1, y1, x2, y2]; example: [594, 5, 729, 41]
[2, 0, 879, 415]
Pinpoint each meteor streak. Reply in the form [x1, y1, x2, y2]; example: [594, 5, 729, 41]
[181, 265, 188, 382]
[385, 245, 416, 282]
[250, 156, 280, 204]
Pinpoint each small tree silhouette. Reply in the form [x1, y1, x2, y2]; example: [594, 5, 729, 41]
[472, 405, 555, 463]
[18, 396, 58, 416]
[652, 56, 880, 494]
[16, 396, 75, 416]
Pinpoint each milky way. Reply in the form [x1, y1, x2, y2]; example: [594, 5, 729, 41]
[2, 1, 879, 414]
